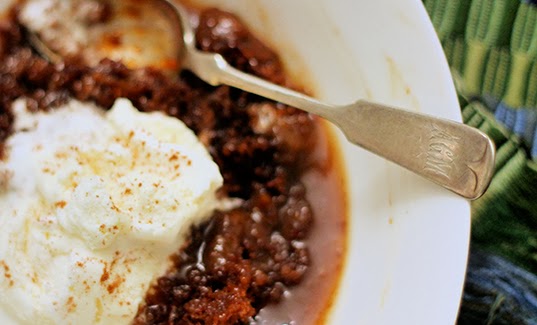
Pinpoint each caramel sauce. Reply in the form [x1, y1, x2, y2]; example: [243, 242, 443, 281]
[254, 121, 348, 324]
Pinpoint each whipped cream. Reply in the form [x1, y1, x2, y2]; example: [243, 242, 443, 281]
[0, 98, 223, 324]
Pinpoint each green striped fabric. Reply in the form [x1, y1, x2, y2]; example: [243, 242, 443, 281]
[424, 1, 472, 39]
[463, 0, 518, 94]
[427, 0, 537, 108]
[526, 58, 537, 107]
[424, 0, 537, 274]
[481, 47, 510, 99]
[505, 3, 537, 107]
[461, 100, 537, 272]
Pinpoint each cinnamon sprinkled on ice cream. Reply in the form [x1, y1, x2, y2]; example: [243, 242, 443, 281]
[0, 98, 223, 324]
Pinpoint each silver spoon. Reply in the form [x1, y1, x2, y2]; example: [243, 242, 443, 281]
[28, 0, 496, 200]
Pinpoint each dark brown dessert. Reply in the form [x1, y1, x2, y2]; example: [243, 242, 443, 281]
[0, 3, 346, 324]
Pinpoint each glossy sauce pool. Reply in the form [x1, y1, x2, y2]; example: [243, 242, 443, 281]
[255, 122, 348, 324]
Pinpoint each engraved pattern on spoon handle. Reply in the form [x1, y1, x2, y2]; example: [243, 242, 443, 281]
[332, 101, 496, 199]
[186, 49, 495, 200]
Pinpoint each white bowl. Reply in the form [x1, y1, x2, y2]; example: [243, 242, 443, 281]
[0, 1, 469, 324]
[186, 0, 468, 324]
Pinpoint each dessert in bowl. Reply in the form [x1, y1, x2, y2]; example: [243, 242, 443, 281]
[0, 0, 468, 324]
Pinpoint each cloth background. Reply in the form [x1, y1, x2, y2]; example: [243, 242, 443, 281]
[424, 0, 537, 324]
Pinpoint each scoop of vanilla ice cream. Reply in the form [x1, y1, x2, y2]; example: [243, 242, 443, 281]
[0, 98, 223, 324]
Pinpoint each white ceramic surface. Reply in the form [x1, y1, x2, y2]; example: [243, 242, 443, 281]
[186, 0, 469, 324]
[0, 0, 469, 324]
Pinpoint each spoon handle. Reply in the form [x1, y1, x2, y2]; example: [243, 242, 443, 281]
[185, 51, 334, 117]
[333, 101, 495, 200]
[186, 50, 495, 200]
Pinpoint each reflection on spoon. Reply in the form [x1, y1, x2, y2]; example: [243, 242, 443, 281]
[25, 0, 495, 200]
